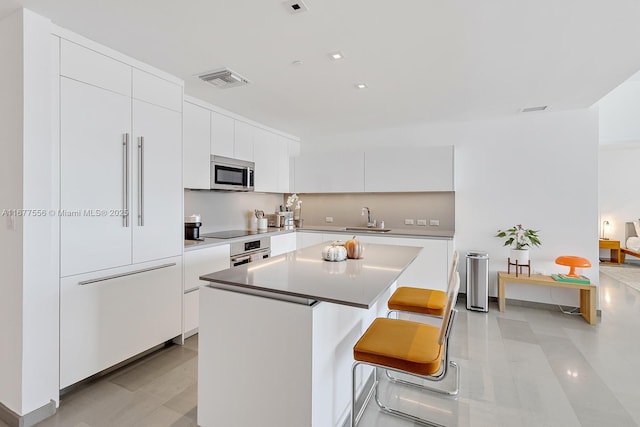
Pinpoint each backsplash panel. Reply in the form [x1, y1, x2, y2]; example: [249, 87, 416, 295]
[293, 192, 455, 232]
[184, 190, 285, 233]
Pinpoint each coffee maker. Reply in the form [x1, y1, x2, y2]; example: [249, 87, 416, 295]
[184, 214, 202, 240]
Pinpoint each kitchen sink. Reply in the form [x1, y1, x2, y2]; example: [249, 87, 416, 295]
[343, 226, 392, 233]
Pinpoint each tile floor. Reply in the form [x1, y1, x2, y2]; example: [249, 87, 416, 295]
[0, 266, 636, 427]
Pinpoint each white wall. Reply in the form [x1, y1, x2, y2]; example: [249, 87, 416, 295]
[304, 109, 600, 306]
[0, 9, 58, 417]
[599, 144, 640, 243]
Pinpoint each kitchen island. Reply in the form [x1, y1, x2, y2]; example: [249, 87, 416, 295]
[197, 242, 422, 427]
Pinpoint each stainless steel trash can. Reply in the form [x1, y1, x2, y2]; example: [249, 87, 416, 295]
[466, 251, 489, 312]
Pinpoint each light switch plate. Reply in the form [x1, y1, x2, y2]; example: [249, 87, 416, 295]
[429, 219, 440, 226]
[325, 216, 334, 223]
[417, 219, 427, 226]
[404, 219, 414, 225]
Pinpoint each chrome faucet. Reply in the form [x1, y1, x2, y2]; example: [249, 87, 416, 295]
[361, 207, 376, 228]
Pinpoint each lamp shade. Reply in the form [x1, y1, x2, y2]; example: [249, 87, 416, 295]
[555, 256, 591, 278]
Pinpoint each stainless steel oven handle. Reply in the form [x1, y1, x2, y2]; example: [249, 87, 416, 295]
[231, 254, 252, 264]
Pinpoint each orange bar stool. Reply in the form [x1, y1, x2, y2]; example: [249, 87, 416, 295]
[387, 251, 459, 318]
[351, 273, 460, 427]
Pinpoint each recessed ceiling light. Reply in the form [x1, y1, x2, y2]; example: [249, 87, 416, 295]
[355, 83, 368, 89]
[329, 52, 344, 60]
[292, 60, 304, 66]
[283, 0, 309, 13]
[521, 105, 548, 113]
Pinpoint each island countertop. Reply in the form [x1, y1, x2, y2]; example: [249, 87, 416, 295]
[199, 242, 422, 309]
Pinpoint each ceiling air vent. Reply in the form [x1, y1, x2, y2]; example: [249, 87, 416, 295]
[198, 68, 249, 89]
[521, 105, 548, 113]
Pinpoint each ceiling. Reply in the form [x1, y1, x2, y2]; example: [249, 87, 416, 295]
[3, 0, 640, 140]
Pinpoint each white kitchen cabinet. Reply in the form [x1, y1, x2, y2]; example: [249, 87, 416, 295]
[184, 289, 200, 337]
[270, 233, 297, 257]
[131, 99, 183, 263]
[356, 234, 450, 290]
[60, 38, 130, 96]
[184, 245, 230, 292]
[183, 101, 211, 189]
[293, 151, 365, 193]
[277, 136, 291, 193]
[365, 146, 454, 192]
[132, 68, 182, 113]
[296, 231, 324, 249]
[234, 120, 254, 161]
[183, 244, 230, 335]
[60, 77, 132, 276]
[60, 257, 182, 388]
[211, 110, 235, 158]
[253, 128, 279, 192]
[60, 41, 183, 277]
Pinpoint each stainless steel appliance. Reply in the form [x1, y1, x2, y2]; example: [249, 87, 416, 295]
[211, 155, 254, 191]
[230, 237, 270, 267]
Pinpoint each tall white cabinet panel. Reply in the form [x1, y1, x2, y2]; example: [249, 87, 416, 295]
[60, 39, 130, 96]
[294, 151, 365, 193]
[131, 100, 183, 263]
[183, 101, 211, 189]
[277, 136, 291, 193]
[253, 128, 279, 192]
[60, 257, 182, 388]
[365, 146, 454, 192]
[132, 68, 182, 112]
[234, 120, 254, 161]
[60, 77, 132, 277]
[211, 111, 234, 158]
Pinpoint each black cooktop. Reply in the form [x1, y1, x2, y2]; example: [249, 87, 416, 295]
[201, 229, 270, 239]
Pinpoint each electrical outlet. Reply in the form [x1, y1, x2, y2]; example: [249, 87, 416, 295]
[429, 219, 440, 226]
[404, 219, 414, 225]
[325, 216, 334, 223]
[417, 219, 427, 226]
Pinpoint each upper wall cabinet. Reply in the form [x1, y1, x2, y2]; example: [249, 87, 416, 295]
[210, 111, 235, 158]
[183, 101, 211, 190]
[233, 120, 254, 162]
[293, 151, 365, 193]
[365, 146, 454, 192]
[184, 97, 299, 192]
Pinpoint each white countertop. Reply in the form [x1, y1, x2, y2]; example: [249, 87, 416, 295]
[199, 242, 422, 309]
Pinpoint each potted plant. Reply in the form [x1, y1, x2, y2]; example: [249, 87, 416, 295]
[495, 224, 541, 265]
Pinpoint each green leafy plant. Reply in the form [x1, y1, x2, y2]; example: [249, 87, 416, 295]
[496, 224, 541, 250]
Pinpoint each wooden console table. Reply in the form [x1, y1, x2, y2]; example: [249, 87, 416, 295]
[497, 272, 596, 325]
[599, 239, 621, 264]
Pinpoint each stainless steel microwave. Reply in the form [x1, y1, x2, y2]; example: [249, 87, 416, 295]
[210, 155, 254, 191]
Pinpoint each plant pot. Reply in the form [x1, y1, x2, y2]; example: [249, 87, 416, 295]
[510, 248, 530, 265]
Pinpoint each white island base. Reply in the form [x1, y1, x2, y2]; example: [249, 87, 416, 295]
[198, 285, 390, 427]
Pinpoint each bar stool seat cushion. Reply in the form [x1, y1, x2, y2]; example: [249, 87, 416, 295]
[387, 287, 447, 316]
[354, 318, 443, 376]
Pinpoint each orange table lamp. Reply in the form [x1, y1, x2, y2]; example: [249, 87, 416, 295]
[555, 256, 591, 278]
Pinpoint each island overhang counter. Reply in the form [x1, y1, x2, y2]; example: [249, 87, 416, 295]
[197, 242, 422, 427]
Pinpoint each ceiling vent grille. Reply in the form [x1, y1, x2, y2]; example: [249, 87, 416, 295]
[198, 68, 249, 89]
